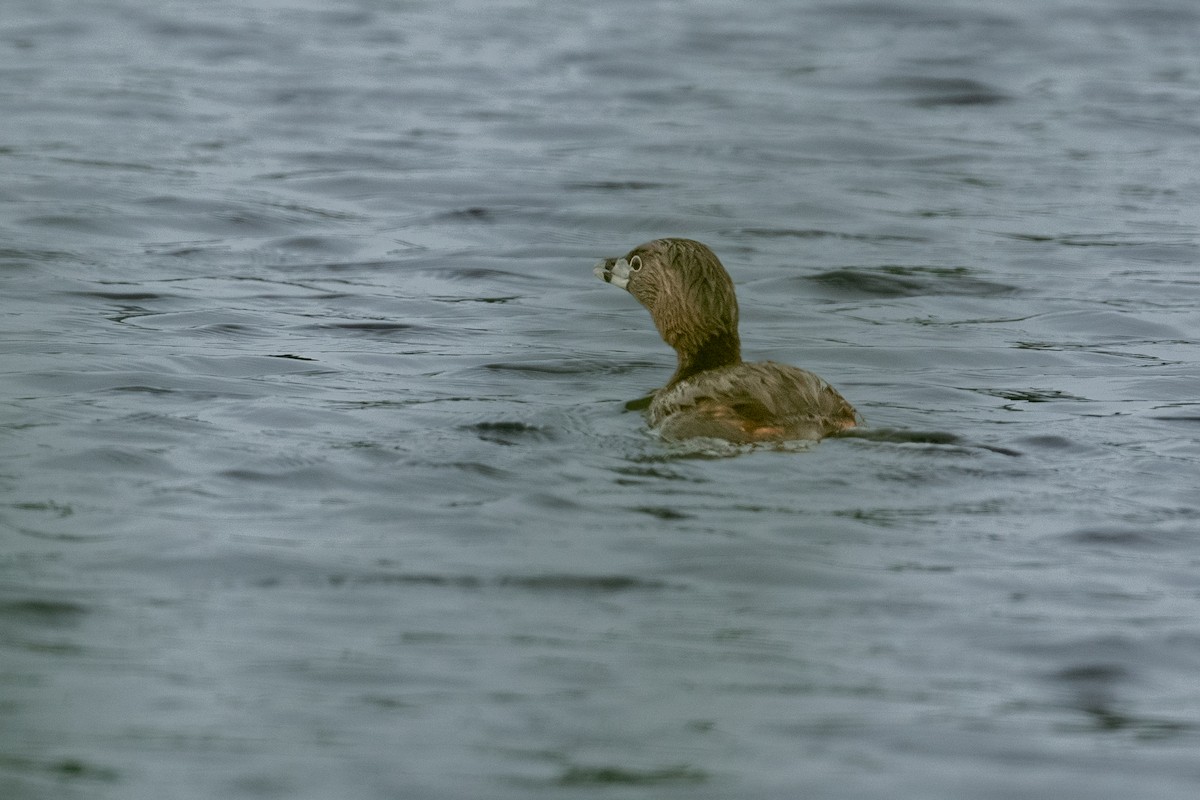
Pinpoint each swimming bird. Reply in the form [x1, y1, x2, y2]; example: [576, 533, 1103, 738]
[594, 238, 858, 443]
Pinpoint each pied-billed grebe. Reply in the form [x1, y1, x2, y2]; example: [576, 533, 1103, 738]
[594, 238, 858, 443]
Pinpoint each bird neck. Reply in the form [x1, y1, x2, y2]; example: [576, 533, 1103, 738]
[669, 329, 742, 385]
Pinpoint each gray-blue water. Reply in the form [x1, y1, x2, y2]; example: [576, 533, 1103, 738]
[4, 0, 1200, 797]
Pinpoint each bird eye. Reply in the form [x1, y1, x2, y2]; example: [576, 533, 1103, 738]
[629, 255, 642, 271]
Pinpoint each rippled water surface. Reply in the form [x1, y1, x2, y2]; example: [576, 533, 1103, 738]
[4, 1, 1200, 797]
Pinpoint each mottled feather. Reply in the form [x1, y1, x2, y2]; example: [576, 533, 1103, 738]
[650, 361, 858, 443]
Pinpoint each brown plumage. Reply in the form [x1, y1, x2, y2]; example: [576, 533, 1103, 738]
[594, 238, 858, 443]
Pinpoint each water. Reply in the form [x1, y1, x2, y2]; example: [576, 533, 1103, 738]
[3, 0, 1200, 797]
